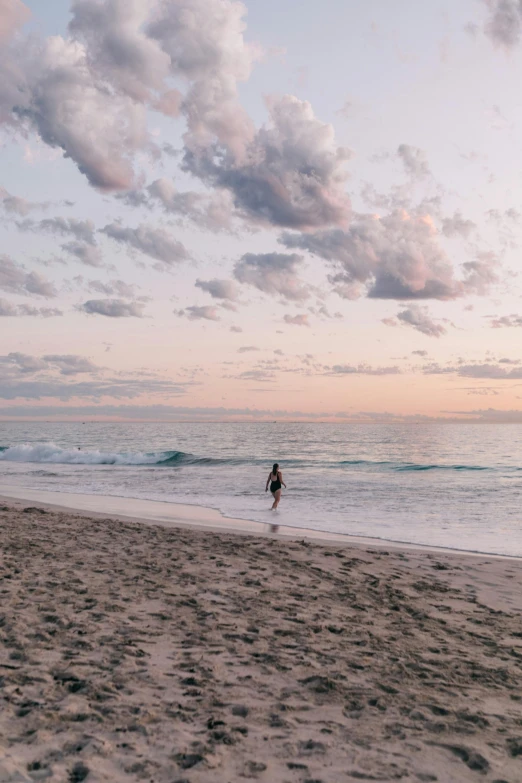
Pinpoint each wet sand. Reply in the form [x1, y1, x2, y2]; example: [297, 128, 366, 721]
[1, 499, 522, 782]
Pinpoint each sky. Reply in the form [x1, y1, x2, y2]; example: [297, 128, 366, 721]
[1, 0, 522, 422]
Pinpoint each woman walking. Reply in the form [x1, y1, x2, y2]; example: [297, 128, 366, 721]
[266, 463, 286, 510]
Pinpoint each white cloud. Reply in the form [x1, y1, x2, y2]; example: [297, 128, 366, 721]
[0, 299, 62, 317]
[195, 278, 238, 301]
[177, 305, 220, 321]
[325, 363, 401, 375]
[283, 313, 310, 327]
[184, 94, 351, 230]
[79, 298, 145, 317]
[490, 313, 522, 328]
[0, 186, 48, 215]
[396, 305, 447, 338]
[0, 255, 57, 297]
[234, 252, 309, 301]
[5, 351, 98, 375]
[281, 210, 497, 301]
[397, 144, 431, 180]
[102, 222, 190, 267]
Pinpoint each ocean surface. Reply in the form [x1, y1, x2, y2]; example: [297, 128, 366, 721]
[1, 421, 522, 557]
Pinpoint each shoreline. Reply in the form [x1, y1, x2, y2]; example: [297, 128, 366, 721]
[1, 500, 522, 782]
[1, 483, 521, 561]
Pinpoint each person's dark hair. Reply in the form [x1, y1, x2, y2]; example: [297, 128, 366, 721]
[273, 463, 279, 474]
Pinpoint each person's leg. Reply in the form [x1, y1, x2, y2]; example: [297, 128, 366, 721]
[273, 489, 282, 509]
[271, 491, 276, 509]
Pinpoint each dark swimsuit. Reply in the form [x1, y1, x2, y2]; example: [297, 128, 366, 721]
[270, 473, 282, 493]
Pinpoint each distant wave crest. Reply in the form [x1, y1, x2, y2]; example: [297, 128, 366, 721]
[339, 458, 490, 472]
[0, 443, 500, 471]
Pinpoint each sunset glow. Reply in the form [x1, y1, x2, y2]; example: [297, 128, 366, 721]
[1, 0, 522, 421]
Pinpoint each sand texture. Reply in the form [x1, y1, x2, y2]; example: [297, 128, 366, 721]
[1, 503, 522, 783]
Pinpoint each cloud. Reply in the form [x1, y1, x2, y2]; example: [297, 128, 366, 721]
[146, 0, 260, 155]
[0, 376, 187, 401]
[490, 314, 522, 328]
[281, 210, 497, 301]
[237, 345, 259, 353]
[5, 351, 98, 375]
[397, 144, 431, 179]
[461, 253, 499, 295]
[177, 305, 220, 321]
[18, 216, 104, 266]
[0, 186, 48, 216]
[1, 33, 148, 190]
[283, 313, 310, 326]
[441, 211, 476, 238]
[4, 352, 47, 373]
[424, 361, 522, 379]
[42, 354, 99, 375]
[79, 298, 145, 317]
[483, 0, 522, 48]
[234, 252, 309, 301]
[325, 364, 401, 376]
[143, 178, 236, 232]
[230, 325, 243, 333]
[83, 278, 138, 298]
[231, 368, 275, 381]
[101, 222, 190, 267]
[0, 255, 57, 297]
[412, 349, 428, 357]
[1, 0, 261, 190]
[0, 299, 62, 317]
[457, 363, 522, 379]
[0, 348, 191, 401]
[21, 216, 96, 244]
[396, 305, 447, 337]
[2, 0, 352, 233]
[195, 278, 238, 301]
[63, 241, 103, 267]
[68, 0, 173, 107]
[0, 403, 329, 420]
[183, 94, 351, 230]
[444, 408, 522, 422]
[360, 181, 413, 212]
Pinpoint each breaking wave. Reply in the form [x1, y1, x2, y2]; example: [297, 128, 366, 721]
[0, 442, 505, 472]
[0, 443, 195, 466]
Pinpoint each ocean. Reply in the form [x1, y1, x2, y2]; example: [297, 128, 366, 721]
[1, 421, 522, 557]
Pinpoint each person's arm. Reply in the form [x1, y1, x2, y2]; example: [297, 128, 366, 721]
[279, 471, 287, 488]
[265, 472, 271, 492]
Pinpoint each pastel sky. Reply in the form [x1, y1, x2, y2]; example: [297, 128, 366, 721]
[2, 0, 522, 422]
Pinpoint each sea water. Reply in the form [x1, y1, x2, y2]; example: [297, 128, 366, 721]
[1, 421, 522, 557]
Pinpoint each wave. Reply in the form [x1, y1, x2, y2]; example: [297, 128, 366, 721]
[339, 458, 490, 472]
[393, 463, 489, 472]
[0, 443, 503, 472]
[0, 443, 194, 466]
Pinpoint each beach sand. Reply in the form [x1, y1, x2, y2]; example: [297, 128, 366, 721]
[1, 500, 522, 783]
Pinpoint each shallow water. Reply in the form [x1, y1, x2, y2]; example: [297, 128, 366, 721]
[1, 421, 522, 556]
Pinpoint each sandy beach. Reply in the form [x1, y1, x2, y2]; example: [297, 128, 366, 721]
[1, 499, 522, 783]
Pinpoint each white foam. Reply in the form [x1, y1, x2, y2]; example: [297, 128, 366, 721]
[0, 442, 162, 466]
